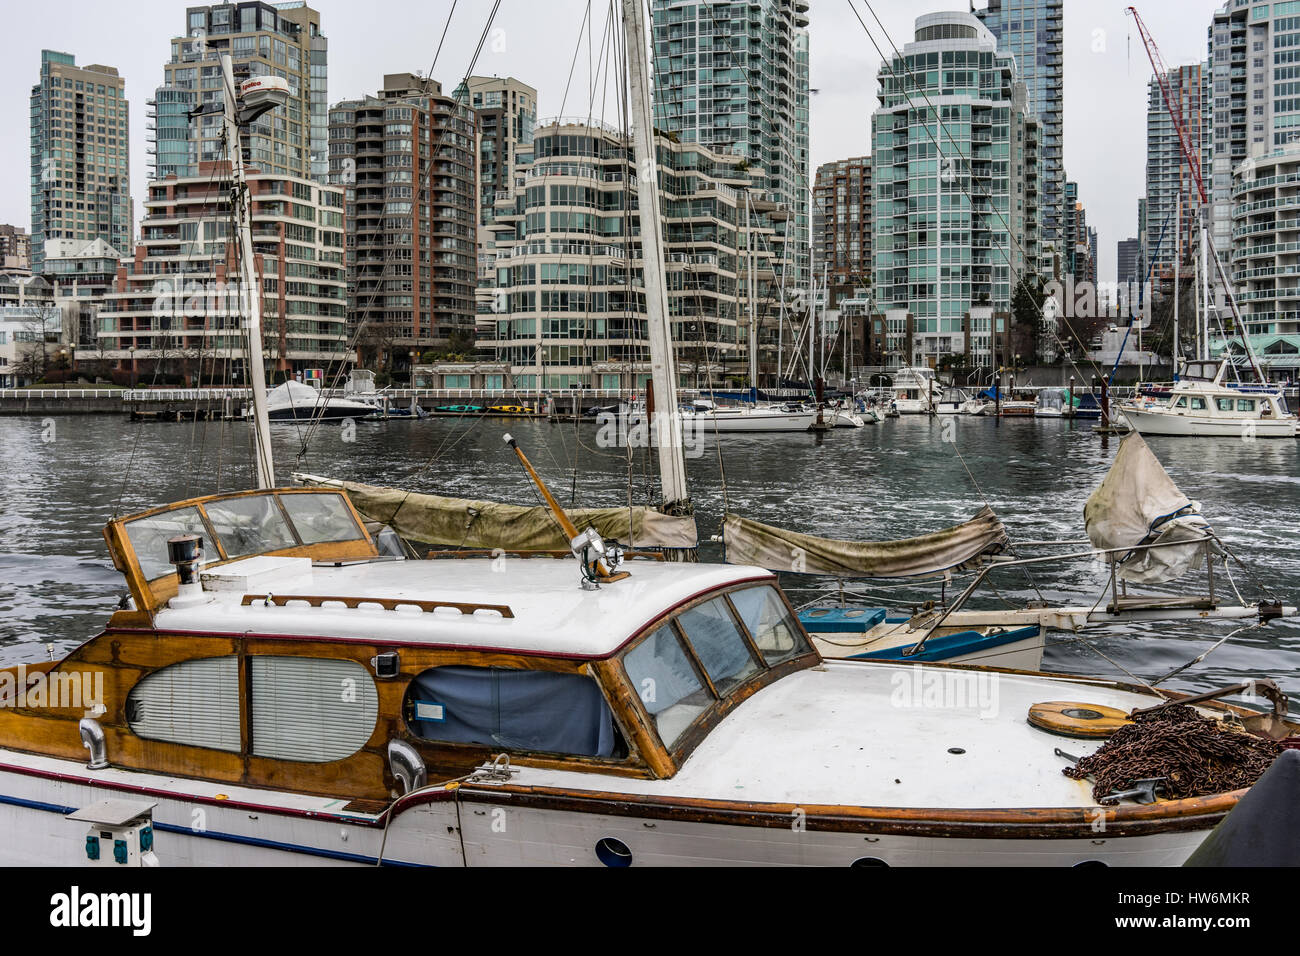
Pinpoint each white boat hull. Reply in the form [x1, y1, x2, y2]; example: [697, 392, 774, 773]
[828, 410, 866, 428]
[267, 400, 379, 423]
[1120, 407, 1297, 438]
[893, 399, 931, 415]
[0, 750, 1206, 867]
[683, 410, 816, 432]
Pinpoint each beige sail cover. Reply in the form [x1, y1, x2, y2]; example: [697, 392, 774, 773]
[294, 475, 697, 550]
[722, 507, 1009, 578]
[1083, 432, 1217, 584]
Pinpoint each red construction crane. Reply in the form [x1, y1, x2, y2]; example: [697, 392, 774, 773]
[1127, 6, 1207, 205]
[1126, 4, 1267, 383]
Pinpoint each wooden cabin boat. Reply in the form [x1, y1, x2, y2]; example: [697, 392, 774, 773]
[0, 485, 1294, 867]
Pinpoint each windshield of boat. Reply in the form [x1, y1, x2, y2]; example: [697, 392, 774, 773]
[620, 583, 812, 753]
[118, 490, 370, 583]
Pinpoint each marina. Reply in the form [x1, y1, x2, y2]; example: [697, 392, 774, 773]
[2, 0, 1299, 897]
[2, 413, 1299, 868]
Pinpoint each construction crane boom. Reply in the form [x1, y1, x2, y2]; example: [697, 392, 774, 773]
[1127, 6, 1207, 205]
[1125, 4, 1266, 382]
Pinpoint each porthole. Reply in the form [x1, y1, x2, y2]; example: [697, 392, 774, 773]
[851, 857, 890, 868]
[595, 837, 633, 868]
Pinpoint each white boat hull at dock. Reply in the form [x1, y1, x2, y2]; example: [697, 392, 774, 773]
[0, 657, 1235, 867]
[1120, 406, 1298, 438]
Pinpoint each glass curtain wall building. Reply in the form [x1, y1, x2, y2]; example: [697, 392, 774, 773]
[871, 12, 1040, 367]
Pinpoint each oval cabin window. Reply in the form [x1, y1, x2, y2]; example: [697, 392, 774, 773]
[250, 657, 378, 763]
[127, 656, 241, 752]
[126, 656, 379, 763]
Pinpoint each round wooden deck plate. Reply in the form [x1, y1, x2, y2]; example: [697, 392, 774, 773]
[1027, 701, 1133, 738]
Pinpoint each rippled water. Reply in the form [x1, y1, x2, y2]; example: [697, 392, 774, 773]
[0, 413, 1296, 701]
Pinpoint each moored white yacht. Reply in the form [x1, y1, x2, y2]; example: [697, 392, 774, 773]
[682, 399, 817, 432]
[619, 398, 816, 433]
[264, 380, 379, 423]
[936, 387, 971, 415]
[1035, 388, 1070, 418]
[890, 365, 940, 414]
[825, 401, 867, 428]
[1118, 362, 1297, 437]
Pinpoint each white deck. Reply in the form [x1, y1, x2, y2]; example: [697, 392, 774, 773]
[152, 556, 775, 657]
[492, 661, 1177, 810]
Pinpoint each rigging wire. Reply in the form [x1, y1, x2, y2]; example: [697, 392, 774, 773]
[291, 0, 500, 465]
[848, 0, 1109, 390]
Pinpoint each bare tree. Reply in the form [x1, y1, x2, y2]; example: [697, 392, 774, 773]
[10, 307, 62, 384]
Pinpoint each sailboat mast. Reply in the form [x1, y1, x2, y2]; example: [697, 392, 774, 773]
[1200, 220, 1210, 362]
[808, 277, 815, 393]
[1173, 191, 1181, 379]
[747, 195, 757, 396]
[621, 0, 690, 511]
[222, 54, 274, 489]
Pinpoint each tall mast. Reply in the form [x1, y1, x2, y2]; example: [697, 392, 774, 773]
[621, 0, 690, 512]
[1200, 220, 1210, 362]
[746, 195, 758, 398]
[1173, 191, 1181, 379]
[222, 54, 275, 490]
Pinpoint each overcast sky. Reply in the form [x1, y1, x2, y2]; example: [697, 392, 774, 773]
[1, 0, 1222, 282]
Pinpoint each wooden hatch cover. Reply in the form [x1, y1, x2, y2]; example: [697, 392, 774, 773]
[1027, 701, 1134, 739]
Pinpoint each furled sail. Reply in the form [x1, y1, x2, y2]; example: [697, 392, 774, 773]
[1083, 432, 1219, 585]
[722, 507, 1009, 578]
[293, 474, 697, 551]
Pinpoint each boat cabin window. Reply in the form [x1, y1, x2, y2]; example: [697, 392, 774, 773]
[1175, 397, 1188, 409]
[250, 657, 378, 762]
[675, 599, 761, 694]
[127, 655, 379, 762]
[404, 666, 625, 759]
[620, 584, 814, 754]
[280, 493, 367, 545]
[1217, 398, 1234, 412]
[127, 656, 241, 752]
[623, 623, 712, 750]
[729, 585, 810, 666]
[115, 490, 372, 587]
[124, 506, 210, 581]
[205, 495, 297, 559]
[1189, 397, 1207, 411]
[1237, 399, 1256, 412]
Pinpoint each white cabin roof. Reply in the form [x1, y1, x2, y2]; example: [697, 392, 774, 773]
[152, 556, 775, 658]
